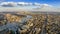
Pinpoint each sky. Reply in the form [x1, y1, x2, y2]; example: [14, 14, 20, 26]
[1, 0, 59, 8]
[0, 0, 60, 11]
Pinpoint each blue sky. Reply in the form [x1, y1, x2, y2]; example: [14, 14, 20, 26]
[0, 0, 60, 11]
[4, 0, 60, 8]
[0, 0, 60, 8]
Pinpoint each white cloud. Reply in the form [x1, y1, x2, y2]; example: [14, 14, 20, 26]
[0, 2, 17, 7]
[34, 2, 41, 6]
[17, 2, 26, 6]
[42, 4, 53, 7]
[0, 2, 33, 7]
[0, 2, 52, 7]
[17, 2, 33, 6]
[0, 2, 59, 11]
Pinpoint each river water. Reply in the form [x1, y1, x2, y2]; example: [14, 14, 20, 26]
[0, 15, 32, 34]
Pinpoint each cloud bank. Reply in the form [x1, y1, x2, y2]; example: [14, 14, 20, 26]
[0, 2, 60, 11]
[0, 2, 17, 7]
[0, 2, 52, 7]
